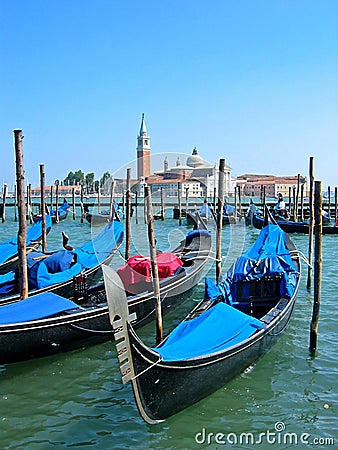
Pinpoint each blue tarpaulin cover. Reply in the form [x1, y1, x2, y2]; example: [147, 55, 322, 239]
[0, 292, 81, 325]
[27, 220, 124, 289]
[153, 301, 263, 361]
[152, 224, 298, 362]
[50, 200, 69, 217]
[185, 229, 211, 246]
[0, 271, 16, 295]
[0, 219, 124, 294]
[199, 201, 212, 217]
[218, 224, 299, 303]
[0, 216, 52, 266]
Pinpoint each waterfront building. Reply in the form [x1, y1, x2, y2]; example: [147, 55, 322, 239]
[236, 174, 308, 198]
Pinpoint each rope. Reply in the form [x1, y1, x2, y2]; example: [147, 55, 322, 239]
[70, 323, 114, 334]
[131, 356, 163, 380]
[290, 249, 311, 268]
[268, 319, 291, 336]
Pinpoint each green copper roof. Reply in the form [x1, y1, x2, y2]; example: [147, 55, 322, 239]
[139, 113, 147, 134]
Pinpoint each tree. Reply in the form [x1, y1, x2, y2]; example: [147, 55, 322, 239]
[73, 170, 85, 184]
[100, 171, 111, 187]
[85, 172, 95, 192]
[64, 170, 85, 186]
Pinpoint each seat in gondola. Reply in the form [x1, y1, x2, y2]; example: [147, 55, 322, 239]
[117, 252, 183, 295]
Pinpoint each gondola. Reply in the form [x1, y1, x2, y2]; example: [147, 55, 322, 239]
[0, 219, 124, 304]
[84, 202, 119, 225]
[0, 224, 211, 363]
[247, 204, 338, 234]
[0, 215, 52, 275]
[85, 210, 111, 224]
[186, 200, 214, 226]
[33, 199, 69, 224]
[104, 221, 301, 423]
[187, 201, 239, 227]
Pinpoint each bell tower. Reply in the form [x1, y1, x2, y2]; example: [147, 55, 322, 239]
[137, 113, 151, 180]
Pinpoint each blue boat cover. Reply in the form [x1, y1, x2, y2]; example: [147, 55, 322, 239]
[50, 200, 69, 217]
[0, 271, 16, 295]
[0, 292, 81, 325]
[199, 201, 212, 217]
[224, 203, 235, 215]
[204, 277, 222, 301]
[153, 301, 263, 361]
[185, 229, 211, 246]
[0, 216, 52, 265]
[26, 220, 124, 289]
[218, 224, 299, 303]
[153, 225, 299, 362]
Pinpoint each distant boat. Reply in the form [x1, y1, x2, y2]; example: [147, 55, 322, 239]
[84, 203, 119, 225]
[186, 200, 214, 226]
[0, 216, 52, 275]
[33, 199, 69, 224]
[187, 201, 239, 226]
[104, 222, 301, 423]
[247, 203, 338, 234]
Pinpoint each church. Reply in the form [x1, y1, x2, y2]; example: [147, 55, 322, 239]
[136, 114, 234, 198]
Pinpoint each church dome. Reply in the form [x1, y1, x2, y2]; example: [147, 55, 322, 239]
[186, 147, 204, 167]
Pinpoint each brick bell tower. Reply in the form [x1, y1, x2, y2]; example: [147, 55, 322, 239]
[137, 113, 151, 180]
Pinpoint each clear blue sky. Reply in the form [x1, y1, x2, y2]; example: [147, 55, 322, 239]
[1, 0, 337, 190]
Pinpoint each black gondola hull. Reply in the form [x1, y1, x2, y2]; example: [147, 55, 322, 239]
[0, 277, 199, 363]
[0, 231, 211, 363]
[250, 211, 338, 234]
[128, 298, 295, 421]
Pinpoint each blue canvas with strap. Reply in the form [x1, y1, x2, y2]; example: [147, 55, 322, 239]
[0, 215, 52, 265]
[0, 292, 82, 325]
[28, 219, 123, 289]
[153, 301, 263, 361]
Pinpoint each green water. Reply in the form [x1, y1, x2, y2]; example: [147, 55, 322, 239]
[0, 208, 336, 449]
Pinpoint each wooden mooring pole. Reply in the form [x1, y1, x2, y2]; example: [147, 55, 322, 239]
[1, 183, 7, 223]
[14, 130, 28, 299]
[39, 164, 47, 252]
[160, 187, 165, 221]
[135, 191, 138, 225]
[97, 184, 101, 214]
[50, 185, 53, 212]
[234, 186, 238, 220]
[143, 190, 147, 224]
[292, 185, 297, 221]
[185, 187, 189, 221]
[145, 186, 163, 345]
[309, 180, 322, 353]
[125, 168, 131, 261]
[55, 183, 59, 223]
[213, 186, 217, 214]
[216, 158, 225, 284]
[109, 179, 115, 222]
[307, 156, 314, 290]
[27, 183, 32, 223]
[72, 187, 76, 220]
[80, 184, 84, 223]
[177, 182, 182, 226]
[238, 185, 242, 219]
[300, 183, 305, 222]
[295, 173, 300, 221]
